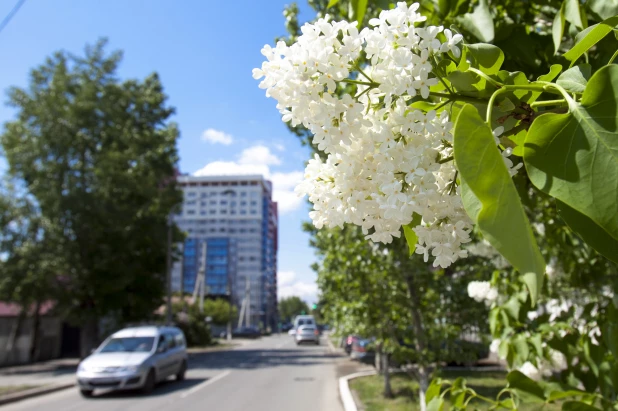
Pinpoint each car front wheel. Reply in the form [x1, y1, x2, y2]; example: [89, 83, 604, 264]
[79, 389, 94, 398]
[141, 369, 156, 394]
[176, 360, 187, 381]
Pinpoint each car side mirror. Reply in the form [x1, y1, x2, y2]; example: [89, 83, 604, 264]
[157, 345, 167, 354]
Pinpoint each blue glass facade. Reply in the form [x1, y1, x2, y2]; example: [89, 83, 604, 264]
[182, 238, 235, 295]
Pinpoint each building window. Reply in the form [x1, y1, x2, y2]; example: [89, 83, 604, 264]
[240, 192, 247, 197]
[220, 209, 228, 214]
[221, 200, 228, 205]
[250, 201, 257, 206]
[250, 210, 257, 214]
[240, 210, 247, 215]
[187, 192, 197, 197]
[209, 200, 216, 205]
[187, 210, 196, 215]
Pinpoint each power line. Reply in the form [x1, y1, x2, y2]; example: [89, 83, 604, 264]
[0, 0, 26, 36]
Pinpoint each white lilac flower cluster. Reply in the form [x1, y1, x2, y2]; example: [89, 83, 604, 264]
[490, 338, 567, 381]
[527, 297, 603, 345]
[254, 2, 476, 268]
[467, 281, 499, 305]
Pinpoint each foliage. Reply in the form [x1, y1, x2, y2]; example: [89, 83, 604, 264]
[173, 301, 211, 347]
[278, 296, 310, 322]
[0, 39, 183, 353]
[264, 0, 618, 409]
[311, 224, 492, 385]
[203, 298, 238, 326]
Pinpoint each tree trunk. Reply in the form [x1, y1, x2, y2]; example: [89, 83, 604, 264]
[382, 351, 393, 398]
[417, 365, 430, 411]
[79, 317, 99, 358]
[403, 270, 431, 411]
[28, 301, 42, 363]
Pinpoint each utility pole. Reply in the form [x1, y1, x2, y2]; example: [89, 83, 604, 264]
[166, 215, 173, 326]
[191, 241, 207, 313]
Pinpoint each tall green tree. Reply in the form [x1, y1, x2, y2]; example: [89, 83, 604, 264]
[1, 39, 183, 356]
[312, 224, 491, 402]
[278, 296, 310, 322]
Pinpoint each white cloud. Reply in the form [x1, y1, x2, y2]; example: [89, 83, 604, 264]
[274, 143, 285, 151]
[194, 161, 269, 177]
[193, 145, 304, 214]
[277, 271, 318, 302]
[278, 271, 296, 286]
[239, 145, 281, 166]
[271, 171, 304, 213]
[201, 128, 233, 145]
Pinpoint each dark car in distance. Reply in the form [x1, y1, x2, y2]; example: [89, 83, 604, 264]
[232, 326, 261, 339]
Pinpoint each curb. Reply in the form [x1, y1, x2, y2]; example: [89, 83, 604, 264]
[0, 383, 74, 406]
[338, 370, 377, 411]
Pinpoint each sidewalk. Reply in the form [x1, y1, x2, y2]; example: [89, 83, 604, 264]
[0, 358, 78, 387]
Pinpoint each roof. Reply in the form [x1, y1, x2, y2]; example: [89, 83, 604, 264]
[0, 301, 55, 317]
[112, 326, 181, 338]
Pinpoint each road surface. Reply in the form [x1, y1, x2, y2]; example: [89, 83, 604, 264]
[3, 334, 344, 411]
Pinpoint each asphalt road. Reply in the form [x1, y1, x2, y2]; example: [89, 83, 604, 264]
[3, 334, 343, 411]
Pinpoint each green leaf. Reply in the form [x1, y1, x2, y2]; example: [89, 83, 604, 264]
[556, 64, 591, 93]
[557, 200, 618, 263]
[548, 390, 592, 401]
[530, 334, 543, 356]
[588, 0, 618, 20]
[427, 396, 445, 411]
[465, 44, 504, 75]
[562, 401, 602, 411]
[489, 307, 500, 335]
[426, 378, 442, 403]
[506, 370, 546, 403]
[356, 0, 368, 27]
[459, 0, 494, 42]
[524, 65, 618, 242]
[326, 0, 340, 7]
[513, 334, 530, 362]
[553, 3, 566, 54]
[603, 304, 618, 357]
[498, 97, 516, 112]
[454, 105, 545, 305]
[538, 64, 563, 82]
[564, 0, 584, 29]
[563, 16, 618, 64]
[402, 213, 423, 256]
[503, 296, 522, 319]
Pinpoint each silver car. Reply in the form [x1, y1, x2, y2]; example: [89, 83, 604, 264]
[76, 326, 188, 397]
[295, 325, 320, 345]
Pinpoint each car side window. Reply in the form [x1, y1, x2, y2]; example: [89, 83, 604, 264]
[174, 333, 186, 348]
[157, 334, 169, 352]
[165, 333, 176, 349]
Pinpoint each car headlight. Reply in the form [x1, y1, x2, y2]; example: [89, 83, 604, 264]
[77, 364, 88, 372]
[117, 365, 140, 373]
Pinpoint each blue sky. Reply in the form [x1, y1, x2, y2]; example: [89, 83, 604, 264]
[0, 0, 320, 304]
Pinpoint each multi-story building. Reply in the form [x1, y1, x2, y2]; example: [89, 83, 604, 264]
[173, 175, 278, 329]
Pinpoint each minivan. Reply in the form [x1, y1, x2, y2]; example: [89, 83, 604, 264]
[76, 326, 188, 397]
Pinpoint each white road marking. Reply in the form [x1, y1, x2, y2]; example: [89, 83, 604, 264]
[179, 370, 231, 399]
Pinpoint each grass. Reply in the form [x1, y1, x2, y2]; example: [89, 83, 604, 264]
[0, 386, 38, 396]
[349, 369, 562, 411]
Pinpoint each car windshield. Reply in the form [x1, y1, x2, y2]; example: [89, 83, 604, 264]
[99, 337, 155, 353]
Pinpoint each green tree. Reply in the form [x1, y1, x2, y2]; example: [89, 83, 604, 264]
[278, 296, 310, 322]
[1, 39, 183, 356]
[313, 224, 491, 401]
[267, 0, 618, 408]
[203, 298, 238, 326]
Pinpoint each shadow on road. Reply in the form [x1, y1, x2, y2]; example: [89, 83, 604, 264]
[188, 347, 344, 371]
[88, 377, 207, 399]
